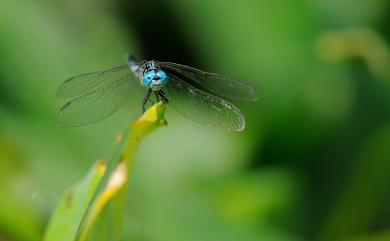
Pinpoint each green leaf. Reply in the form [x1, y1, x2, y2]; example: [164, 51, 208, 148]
[320, 124, 390, 240]
[343, 230, 390, 241]
[79, 161, 128, 241]
[44, 102, 167, 241]
[43, 161, 106, 241]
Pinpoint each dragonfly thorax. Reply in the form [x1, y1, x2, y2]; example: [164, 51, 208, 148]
[141, 60, 168, 91]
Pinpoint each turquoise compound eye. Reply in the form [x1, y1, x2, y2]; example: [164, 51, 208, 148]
[157, 70, 168, 85]
[143, 73, 153, 87]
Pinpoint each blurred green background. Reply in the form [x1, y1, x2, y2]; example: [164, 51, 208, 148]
[1, 0, 390, 240]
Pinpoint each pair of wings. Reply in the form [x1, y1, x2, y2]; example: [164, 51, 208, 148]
[56, 62, 257, 131]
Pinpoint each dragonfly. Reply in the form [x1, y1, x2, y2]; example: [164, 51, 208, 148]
[56, 55, 257, 131]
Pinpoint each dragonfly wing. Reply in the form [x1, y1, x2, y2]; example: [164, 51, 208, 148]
[160, 62, 258, 101]
[57, 73, 138, 127]
[56, 64, 131, 98]
[165, 75, 246, 131]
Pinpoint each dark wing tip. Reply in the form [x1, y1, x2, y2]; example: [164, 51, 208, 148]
[233, 108, 246, 132]
[234, 86, 258, 101]
[238, 78, 259, 101]
[248, 90, 259, 101]
[56, 102, 72, 128]
[55, 87, 66, 98]
[55, 76, 78, 98]
[233, 120, 246, 132]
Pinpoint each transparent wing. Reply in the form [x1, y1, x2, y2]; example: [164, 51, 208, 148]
[57, 73, 138, 127]
[56, 64, 130, 98]
[160, 62, 257, 101]
[164, 75, 246, 131]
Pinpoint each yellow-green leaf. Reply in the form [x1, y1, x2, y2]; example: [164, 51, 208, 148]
[44, 161, 106, 241]
[44, 102, 167, 241]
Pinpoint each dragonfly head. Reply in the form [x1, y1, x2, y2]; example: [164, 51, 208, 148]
[143, 70, 168, 91]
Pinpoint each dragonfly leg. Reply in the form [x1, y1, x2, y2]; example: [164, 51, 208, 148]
[158, 90, 169, 103]
[143, 88, 152, 112]
[148, 93, 155, 105]
[154, 91, 161, 102]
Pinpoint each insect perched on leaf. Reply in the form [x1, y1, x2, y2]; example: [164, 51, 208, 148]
[56, 55, 257, 131]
